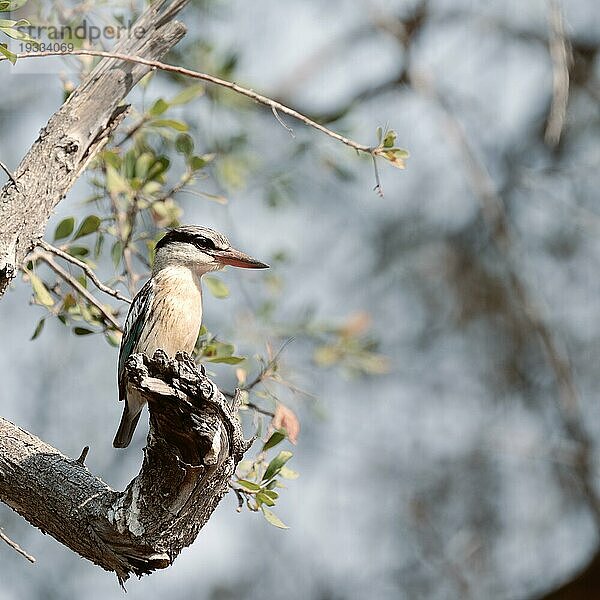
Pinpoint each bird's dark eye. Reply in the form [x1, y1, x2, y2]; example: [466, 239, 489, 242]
[196, 237, 217, 251]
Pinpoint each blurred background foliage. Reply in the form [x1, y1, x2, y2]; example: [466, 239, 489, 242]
[1, 0, 600, 598]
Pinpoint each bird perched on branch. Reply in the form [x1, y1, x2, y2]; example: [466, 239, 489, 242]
[113, 225, 269, 448]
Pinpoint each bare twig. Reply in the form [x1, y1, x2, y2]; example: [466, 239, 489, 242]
[9, 50, 376, 156]
[245, 401, 275, 418]
[76, 446, 90, 466]
[36, 252, 122, 331]
[153, 169, 195, 204]
[116, 114, 151, 147]
[545, 0, 571, 147]
[222, 339, 293, 417]
[0, 528, 36, 564]
[107, 184, 138, 297]
[372, 154, 384, 198]
[37, 239, 131, 304]
[228, 482, 245, 512]
[271, 106, 295, 137]
[0, 160, 17, 187]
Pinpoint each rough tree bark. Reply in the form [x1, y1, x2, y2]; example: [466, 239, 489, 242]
[0, 0, 249, 581]
[0, 351, 250, 582]
[0, 0, 190, 296]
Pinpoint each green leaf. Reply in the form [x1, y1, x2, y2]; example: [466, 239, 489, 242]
[29, 272, 54, 306]
[73, 326, 94, 335]
[0, 1, 29, 11]
[124, 150, 136, 179]
[382, 129, 397, 148]
[105, 331, 121, 347]
[94, 232, 105, 258]
[261, 507, 288, 529]
[151, 119, 189, 132]
[0, 24, 34, 42]
[62, 293, 76, 311]
[134, 152, 155, 179]
[111, 241, 123, 268]
[256, 491, 276, 507]
[0, 43, 16, 64]
[379, 147, 409, 169]
[278, 466, 300, 480]
[66, 245, 89, 258]
[175, 133, 194, 156]
[106, 165, 130, 194]
[206, 355, 245, 365]
[30, 317, 45, 340]
[200, 339, 243, 364]
[73, 215, 101, 240]
[237, 479, 261, 492]
[170, 84, 204, 105]
[101, 150, 120, 169]
[146, 156, 170, 180]
[263, 430, 286, 452]
[54, 216, 75, 241]
[149, 98, 169, 117]
[262, 450, 293, 482]
[262, 489, 279, 501]
[188, 153, 214, 171]
[204, 276, 229, 299]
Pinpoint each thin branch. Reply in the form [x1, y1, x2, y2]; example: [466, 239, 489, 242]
[372, 154, 384, 198]
[36, 252, 122, 331]
[0, 160, 17, 187]
[222, 339, 294, 418]
[271, 106, 295, 138]
[245, 401, 275, 418]
[116, 114, 151, 147]
[244, 338, 294, 392]
[9, 50, 375, 156]
[0, 528, 36, 564]
[153, 169, 195, 204]
[228, 482, 245, 512]
[37, 239, 131, 304]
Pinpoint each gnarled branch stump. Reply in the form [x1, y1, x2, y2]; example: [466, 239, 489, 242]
[0, 351, 250, 583]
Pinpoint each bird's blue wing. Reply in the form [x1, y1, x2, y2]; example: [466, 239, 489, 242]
[118, 278, 154, 400]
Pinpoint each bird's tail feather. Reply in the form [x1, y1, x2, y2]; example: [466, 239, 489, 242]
[113, 405, 142, 448]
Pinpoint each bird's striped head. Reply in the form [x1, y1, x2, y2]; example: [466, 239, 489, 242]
[153, 225, 269, 274]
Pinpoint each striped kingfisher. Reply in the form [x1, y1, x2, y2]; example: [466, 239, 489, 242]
[113, 225, 269, 448]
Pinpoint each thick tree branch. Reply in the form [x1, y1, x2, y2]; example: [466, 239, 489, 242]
[0, 0, 191, 297]
[0, 351, 250, 583]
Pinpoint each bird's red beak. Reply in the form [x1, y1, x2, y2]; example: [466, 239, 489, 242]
[214, 247, 269, 269]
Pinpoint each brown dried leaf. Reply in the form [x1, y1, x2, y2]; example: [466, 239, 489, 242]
[271, 403, 300, 445]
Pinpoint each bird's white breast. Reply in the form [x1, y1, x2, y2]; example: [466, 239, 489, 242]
[136, 265, 203, 357]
